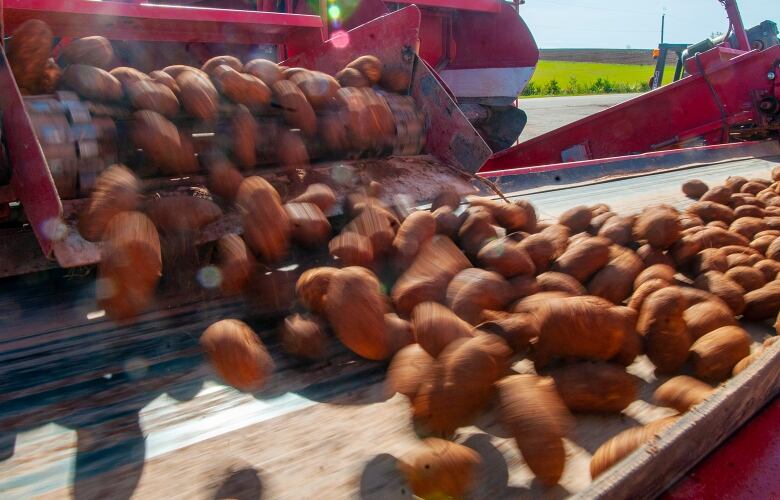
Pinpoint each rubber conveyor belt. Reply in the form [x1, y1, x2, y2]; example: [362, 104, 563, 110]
[1, 155, 779, 499]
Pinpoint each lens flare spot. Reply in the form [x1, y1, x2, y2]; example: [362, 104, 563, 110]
[328, 5, 341, 19]
[124, 356, 149, 380]
[197, 266, 222, 289]
[331, 30, 350, 49]
[41, 217, 68, 241]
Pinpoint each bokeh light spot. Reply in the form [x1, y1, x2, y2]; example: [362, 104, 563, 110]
[328, 5, 341, 19]
[197, 266, 222, 289]
[41, 217, 68, 241]
[331, 30, 350, 49]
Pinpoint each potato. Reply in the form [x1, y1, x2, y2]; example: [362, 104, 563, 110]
[552, 236, 611, 283]
[392, 236, 470, 316]
[548, 362, 638, 413]
[513, 291, 572, 314]
[60, 36, 113, 68]
[344, 204, 396, 256]
[628, 278, 669, 311]
[385, 344, 435, 399]
[767, 237, 780, 261]
[399, 438, 480, 498]
[532, 295, 630, 365]
[176, 70, 219, 120]
[411, 301, 474, 357]
[163, 65, 207, 79]
[61, 64, 122, 101]
[468, 196, 533, 232]
[98, 211, 161, 321]
[414, 335, 511, 434]
[289, 70, 340, 109]
[244, 58, 282, 87]
[149, 70, 180, 95]
[216, 234, 255, 296]
[280, 314, 327, 359]
[537, 271, 586, 296]
[636, 244, 675, 268]
[206, 158, 243, 202]
[110, 66, 150, 88]
[335, 67, 370, 87]
[559, 205, 592, 234]
[326, 267, 400, 360]
[227, 105, 258, 169]
[446, 268, 516, 325]
[588, 247, 644, 304]
[691, 248, 729, 274]
[598, 215, 635, 246]
[591, 417, 680, 478]
[346, 55, 382, 84]
[201, 55, 242, 75]
[725, 265, 766, 292]
[291, 183, 336, 214]
[729, 216, 767, 240]
[679, 213, 705, 230]
[272, 80, 317, 136]
[755, 259, 780, 282]
[145, 195, 222, 234]
[457, 208, 499, 257]
[734, 337, 779, 375]
[130, 110, 187, 175]
[743, 280, 780, 319]
[700, 185, 733, 205]
[7, 19, 53, 93]
[634, 205, 681, 249]
[611, 306, 642, 366]
[236, 176, 290, 262]
[200, 319, 273, 391]
[393, 210, 436, 265]
[497, 374, 573, 486]
[295, 267, 336, 316]
[735, 205, 765, 219]
[516, 232, 559, 272]
[126, 79, 179, 117]
[740, 181, 767, 195]
[684, 299, 737, 341]
[690, 326, 751, 381]
[589, 211, 615, 235]
[590, 203, 611, 216]
[283, 202, 330, 247]
[682, 179, 708, 199]
[78, 164, 140, 242]
[654, 375, 715, 413]
[212, 64, 272, 110]
[328, 231, 373, 266]
[686, 201, 735, 224]
[476, 311, 539, 353]
[474, 238, 534, 279]
[725, 176, 748, 191]
[634, 264, 675, 289]
[693, 271, 746, 315]
[637, 287, 690, 373]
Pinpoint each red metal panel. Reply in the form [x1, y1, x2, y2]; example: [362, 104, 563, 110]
[664, 397, 780, 500]
[482, 45, 780, 172]
[0, 44, 62, 259]
[388, 0, 501, 13]
[418, 13, 447, 68]
[2, 0, 323, 45]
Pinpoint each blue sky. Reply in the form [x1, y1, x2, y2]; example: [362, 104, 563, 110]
[519, 0, 776, 49]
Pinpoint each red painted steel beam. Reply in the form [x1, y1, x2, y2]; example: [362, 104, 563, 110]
[2, 0, 324, 44]
[388, 0, 501, 13]
[664, 397, 780, 499]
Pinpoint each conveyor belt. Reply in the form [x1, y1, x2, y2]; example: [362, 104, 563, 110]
[1, 155, 779, 499]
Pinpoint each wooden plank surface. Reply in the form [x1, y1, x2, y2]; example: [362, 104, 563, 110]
[1, 155, 779, 499]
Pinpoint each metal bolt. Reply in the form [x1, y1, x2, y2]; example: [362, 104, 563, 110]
[769, 71, 776, 80]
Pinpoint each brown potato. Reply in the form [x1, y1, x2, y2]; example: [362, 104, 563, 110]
[537, 271, 586, 296]
[206, 158, 243, 202]
[399, 438, 481, 498]
[60, 36, 113, 68]
[347, 55, 383, 84]
[590, 417, 679, 478]
[611, 306, 642, 366]
[7, 19, 53, 93]
[98, 211, 161, 321]
[638, 287, 690, 373]
[325, 267, 398, 360]
[552, 236, 611, 283]
[476, 238, 535, 278]
[548, 362, 638, 413]
[598, 215, 635, 246]
[700, 185, 733, 205]
[61, 64, 122, 101]
[411, 301, 473, 357]
[328, 232, 374, 267]
[730, 216, 767, 240]
[725, 265, 766, 292]
[735, 204, 765, 219]
[110, 66, 150, 89]
[236, 176, 291, 262]
[162, 65, 208, 79]
[628, 278, 670, 311]
[686, 201, 735, 224]
[145, 195, 222, 234]
[216, 234, 255, 296]
[636, 244, 675, 268]
[291, 183, 337, 214]
[468, 197, 533, 232]
[634, 264, 675, 289]
[380, 65, 411, 92]
[78, 165, 140, 242]
[149, 70, 180, 95]
[457, 208, 499, 257]
[683, 299, 737, 341]
[126, 79, 179, 117]
[392, 236, 470, 316]
[497, 375, 573, 486]
[201, 55, 242, 75]
[588, 247, 644, 304]
[691, 248, 729, 274]
[176, 70, 219, 120]
[212, 64, 271, 110]
[295, 266, 337, 315]
[280, 314, 327, 359]
[290, 70, 340, 109]
[272, 80, 317, 135]
[654, 375, 715, 413]
[393, 210, 436, 265]
[130, 110, 187, 174]
[385, 343, 435, 399]
[476, 311, 539, 353]
[682, 179, 709, 199]
[755, 259, 780, 282]
[284, 202, 331, 247]
[690, 325, 751, 381]
[634, 205, 681, 250]
[200, 319, 273, 391]
[335, 67, 370, 87]
[446, 268, 516, 325]
[343, 204, 396, 256]
[743, 280, 780, 320]
[231, 105, 258, 168]
[694, 271, 746, 316]
[559, 205, 592, 234]
[244, 59, 282, 87]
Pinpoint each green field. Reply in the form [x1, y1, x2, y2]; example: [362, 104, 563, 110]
[523, 60, 675, 97]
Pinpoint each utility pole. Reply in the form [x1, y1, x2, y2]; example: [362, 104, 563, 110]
[661, 13, 666, 44]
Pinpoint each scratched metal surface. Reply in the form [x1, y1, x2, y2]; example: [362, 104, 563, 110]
[1, 155, 779, 499]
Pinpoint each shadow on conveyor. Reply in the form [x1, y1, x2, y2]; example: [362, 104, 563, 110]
[0, 264, 392, 498]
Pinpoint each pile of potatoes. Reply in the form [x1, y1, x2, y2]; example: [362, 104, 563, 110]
[7, 19, 420, 185]
[201, 166, 779, 496]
